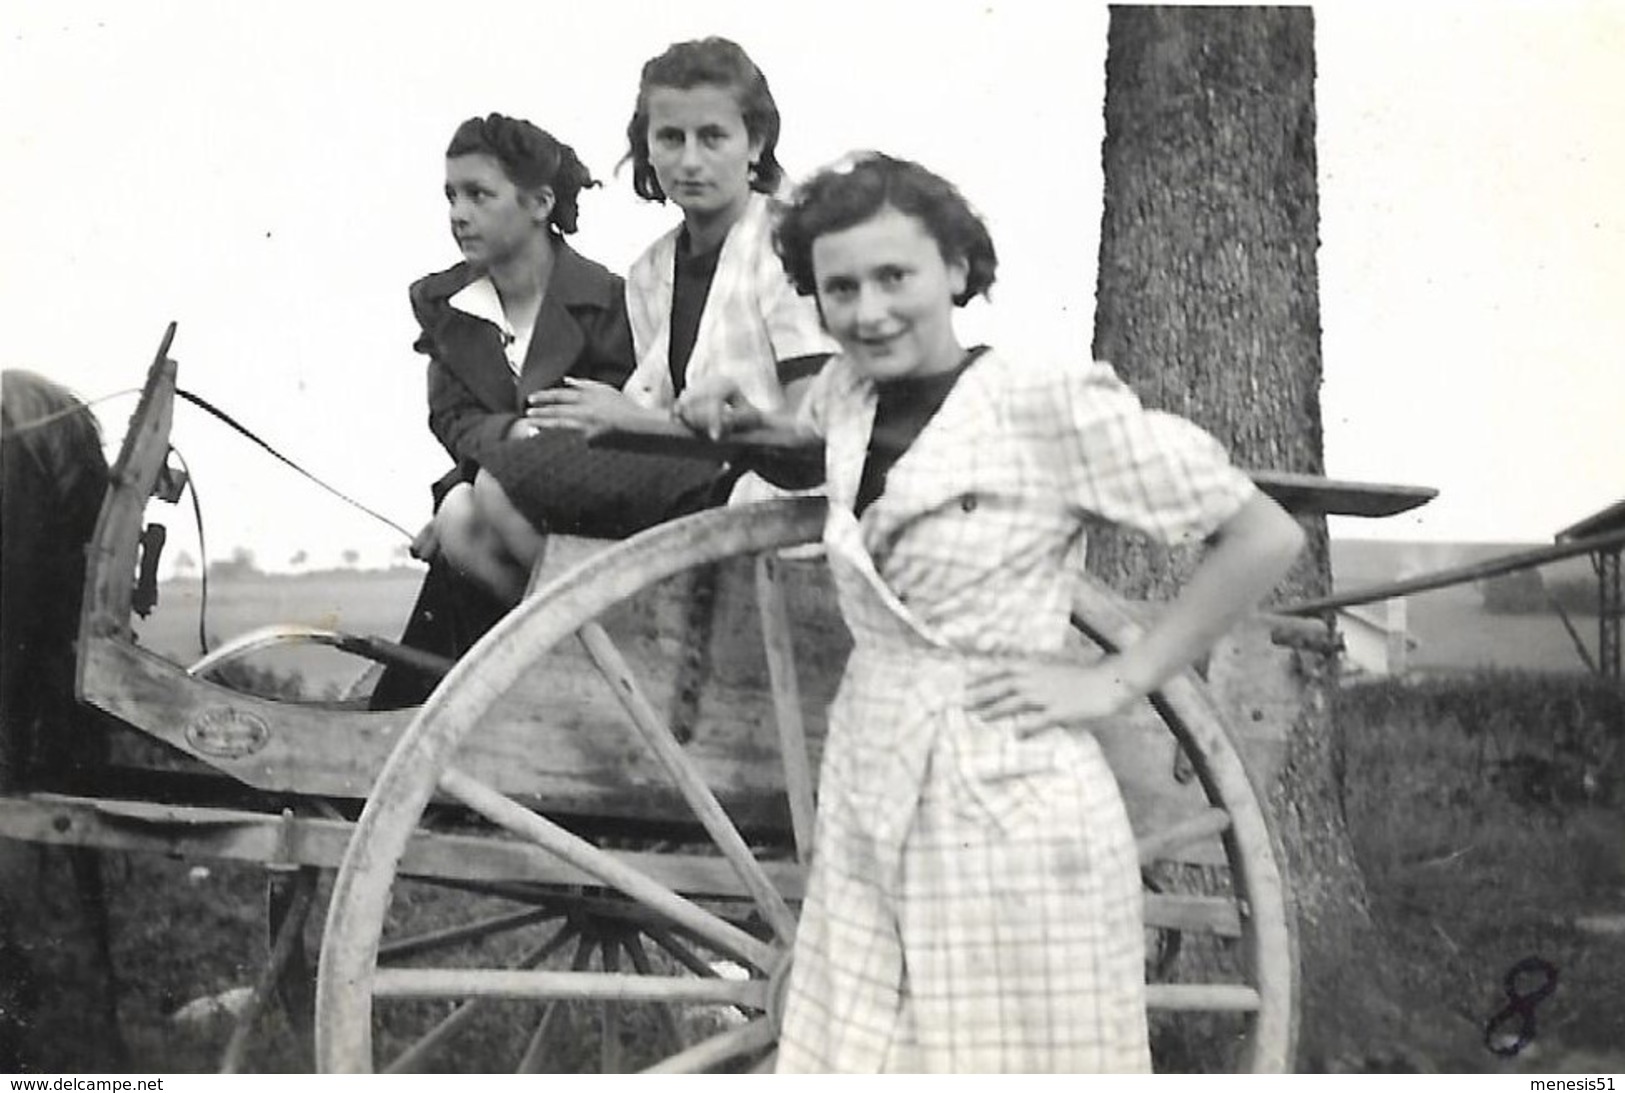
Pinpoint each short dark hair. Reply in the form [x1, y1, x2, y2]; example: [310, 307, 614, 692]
[622, 37, 784, 203]
[774, 153, 997, 307]
[446, 114, 598, 234]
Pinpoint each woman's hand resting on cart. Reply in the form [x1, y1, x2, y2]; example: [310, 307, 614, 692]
[673, 376, 775, 440]
[525, 378, 670, 439]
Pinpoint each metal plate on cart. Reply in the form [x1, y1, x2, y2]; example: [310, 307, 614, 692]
[185, 707, 270, 759]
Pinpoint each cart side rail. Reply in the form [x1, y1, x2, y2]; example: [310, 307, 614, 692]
[78, 324, 178, 651]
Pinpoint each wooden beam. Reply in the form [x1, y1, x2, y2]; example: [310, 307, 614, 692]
[1281, 523, 1625, 616]
[1143, 893, 1243, 938]
[642, 1018, 775, 1075]
[370, 968, 768, 1007]
[0, 794, 806, 901]
[591, 418, 1434, 518]
[79, 327, 178, 650]
[1145, 984, 1261, 1012]
[1136, 808, 1231, 865]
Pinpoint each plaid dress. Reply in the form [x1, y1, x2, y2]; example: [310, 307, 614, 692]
[775, 350, 1257, 1073]
[622, 191, 833, 414]
[624, 192, 833, 507]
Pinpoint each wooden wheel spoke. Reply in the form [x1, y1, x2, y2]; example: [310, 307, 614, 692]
[599, 936, 622, 1073]
[371, 967, 769, 1007]
[383, 920, 578, 1074]
[379, 906, 560, 962]
[1136, 808, 1232, 865]
[1145, 984, 1261, 1012]
[753, 555, 817, 864]
[643, 925, 722, 979]
[576, 621, 799, 945]
[1143, 892, 1243, 938]
[408, 876, 558, 907]
[641, 1016, 776, 1075]
[437, 767, 777, 972]
[514, 930, 595, 1073]
[621, 932, 686, 1055]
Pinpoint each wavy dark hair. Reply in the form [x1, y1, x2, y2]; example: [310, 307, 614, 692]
[774, 153, 997, 307]
[622, 37, 783, 203]
[446, 114, 598, 235]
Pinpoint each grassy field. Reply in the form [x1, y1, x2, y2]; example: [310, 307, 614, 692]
[135, 570, 424, 698]
[1334, 675, 1625, 1073]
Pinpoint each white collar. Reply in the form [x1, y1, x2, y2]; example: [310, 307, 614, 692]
[449, 275, 531, 374]
[448, 276, 510, 335]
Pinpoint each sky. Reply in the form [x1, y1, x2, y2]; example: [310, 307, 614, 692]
[1, 0, 1621, 572]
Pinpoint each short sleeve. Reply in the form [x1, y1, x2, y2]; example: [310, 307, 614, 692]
[756, 250, 836, 365]
[1019, 359, 1257, 545]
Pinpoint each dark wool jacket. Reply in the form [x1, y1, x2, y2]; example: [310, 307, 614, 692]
[410, 239, 634, 494]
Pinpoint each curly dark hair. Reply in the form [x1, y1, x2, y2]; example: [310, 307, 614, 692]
[774, 153, 997, 307]
[622, 37, 783, 203]
[446, 114, 598, 234]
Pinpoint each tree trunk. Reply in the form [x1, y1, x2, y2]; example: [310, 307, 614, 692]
[1092, 6, 1423, 1068]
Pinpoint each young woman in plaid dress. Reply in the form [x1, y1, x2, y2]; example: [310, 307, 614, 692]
[678, 154, 1305, 1072]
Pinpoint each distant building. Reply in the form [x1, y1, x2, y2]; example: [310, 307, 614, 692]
[1336, 601, 1417, 677]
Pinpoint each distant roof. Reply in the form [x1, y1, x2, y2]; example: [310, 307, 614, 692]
[1556, 497, 1625, 542]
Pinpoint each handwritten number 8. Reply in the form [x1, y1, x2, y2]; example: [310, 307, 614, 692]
[1482, 956, 1558, 1057]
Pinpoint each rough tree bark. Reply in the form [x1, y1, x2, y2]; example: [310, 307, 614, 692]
[1090, 6, 1427, 1068]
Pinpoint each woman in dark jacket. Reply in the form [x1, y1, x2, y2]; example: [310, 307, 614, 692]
[414, 113, 635, 600]
[371, 113, 632, 708]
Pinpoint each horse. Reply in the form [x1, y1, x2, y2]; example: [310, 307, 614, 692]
[2, 369, 112, 786]
[0, 368, 126, 1067]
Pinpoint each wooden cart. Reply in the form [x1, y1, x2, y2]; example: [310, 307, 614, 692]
[1, 334, 1434, 1072]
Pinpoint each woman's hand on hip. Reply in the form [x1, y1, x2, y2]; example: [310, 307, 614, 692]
[963, 659, 1139, 736]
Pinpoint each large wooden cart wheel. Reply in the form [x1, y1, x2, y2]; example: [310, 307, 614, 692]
[315, 497, 1295, 1073]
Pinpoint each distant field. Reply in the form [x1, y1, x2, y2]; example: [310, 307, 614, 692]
[1331, 539, 1599, 587]
[140, 570, 425, 696]
[1398, 586, 1596, 675]
[1331, 539, 1600, 676]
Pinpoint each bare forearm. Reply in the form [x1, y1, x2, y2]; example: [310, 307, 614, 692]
[1114, 493, 1305, 696]
[722, 406, 824, 489]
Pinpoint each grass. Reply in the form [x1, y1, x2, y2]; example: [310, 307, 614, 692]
[2, 849, 765, 1073]
[1333, 673, 1625, 1072]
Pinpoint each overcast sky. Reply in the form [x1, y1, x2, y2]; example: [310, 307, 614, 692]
[2, 0, 1620, 571]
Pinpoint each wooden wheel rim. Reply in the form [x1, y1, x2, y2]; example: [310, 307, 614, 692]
[1072, 584, 1299, 1073]
[316, 499, 825, 1071]
[315, 497, 1296, 1072]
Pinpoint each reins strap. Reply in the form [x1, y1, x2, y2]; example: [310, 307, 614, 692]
[175, 388, 413, 541]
